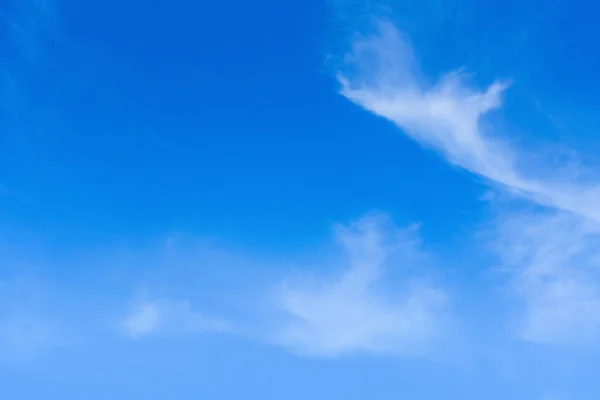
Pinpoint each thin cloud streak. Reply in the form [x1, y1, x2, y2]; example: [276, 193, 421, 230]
[338, 21, 600, 222]
[123, 295, 233, 339]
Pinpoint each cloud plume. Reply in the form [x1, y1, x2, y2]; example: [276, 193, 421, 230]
[273, 213, 447, 357]
[339, 21, 600, 223]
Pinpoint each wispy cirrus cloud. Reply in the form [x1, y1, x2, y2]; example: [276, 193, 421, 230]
[123, 295, 232, 339]
[272, 213, 448, 357]
[339, 21, 600, 223]
[494, 210, 600, 345]
[338, 21, 600, 345]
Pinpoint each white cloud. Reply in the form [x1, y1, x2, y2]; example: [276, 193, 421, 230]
[273, 213, 447, 357]
[123, 296, 232, 339]
[124, 301, 161, 339]
[339, 21, 600, 223]
[340, 23, 515, 186]
[495, 210, 600, 344]
[338, 21, 600, 345]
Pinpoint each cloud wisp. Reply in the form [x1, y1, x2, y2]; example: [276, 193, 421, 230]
[494, 210, 600, 345]
[272, 213, 447, 357]
[338, 22, 600, 223]
[338, 21, 600, 345]
[123, 295, 232, 340]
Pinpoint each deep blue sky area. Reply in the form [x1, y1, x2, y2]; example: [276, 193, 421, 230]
[1, 0, 486, 249]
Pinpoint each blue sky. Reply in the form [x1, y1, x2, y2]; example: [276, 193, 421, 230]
[2, 0, 600, 398]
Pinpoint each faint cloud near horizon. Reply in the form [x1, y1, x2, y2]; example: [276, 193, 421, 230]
[270, 213, 448, 357]
[123, 293, 233, 340]
[118, 213, 450, 358]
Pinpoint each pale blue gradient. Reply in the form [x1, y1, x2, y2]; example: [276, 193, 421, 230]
[2, 0, 600, 399]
